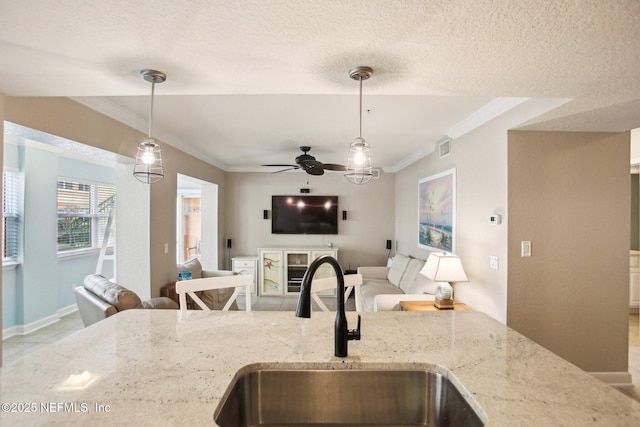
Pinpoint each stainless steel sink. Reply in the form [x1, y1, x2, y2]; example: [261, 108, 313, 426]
[214, 366, 485, 426]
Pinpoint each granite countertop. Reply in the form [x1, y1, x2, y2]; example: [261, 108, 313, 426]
[1, 310, 639, 426]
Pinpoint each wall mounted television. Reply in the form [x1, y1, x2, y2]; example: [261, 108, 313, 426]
[272, 195, 339, 235]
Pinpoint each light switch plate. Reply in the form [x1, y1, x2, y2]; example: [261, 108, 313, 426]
[521, 241, 531, 257]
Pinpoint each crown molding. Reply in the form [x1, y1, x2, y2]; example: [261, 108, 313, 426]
[446, 97, 529, 139]
[70, 96, 229, 171]
[386, 97, 530, 172]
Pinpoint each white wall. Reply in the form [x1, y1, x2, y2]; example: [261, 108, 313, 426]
[394, 99, 571, 323]
[224, 171, 395, 270]
[116, 163, 151, 300]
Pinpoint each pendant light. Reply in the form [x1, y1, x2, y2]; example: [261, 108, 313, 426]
[133, 69, 166, 184]
[345, 66, 374, 185]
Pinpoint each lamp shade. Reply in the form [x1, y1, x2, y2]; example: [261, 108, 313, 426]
[420, 252, 469, 282]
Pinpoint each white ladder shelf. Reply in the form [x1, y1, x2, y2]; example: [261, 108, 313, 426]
[96, 209, 116, 276]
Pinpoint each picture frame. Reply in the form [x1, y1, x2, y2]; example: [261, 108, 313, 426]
[418, 168, 456, 253]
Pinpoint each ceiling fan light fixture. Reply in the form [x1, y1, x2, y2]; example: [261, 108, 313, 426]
[345, 66, 373, 185]
[133, 69, 166, 184]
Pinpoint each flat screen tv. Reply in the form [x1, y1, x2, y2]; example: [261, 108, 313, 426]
[272, 195, 338, 235]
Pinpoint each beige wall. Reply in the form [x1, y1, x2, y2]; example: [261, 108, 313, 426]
[507, 130, 630, 373]
[223, 171, 395, 270]
[3, 97, 226, 297]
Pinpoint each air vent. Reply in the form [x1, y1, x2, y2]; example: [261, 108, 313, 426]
[439, 139, 451, 159]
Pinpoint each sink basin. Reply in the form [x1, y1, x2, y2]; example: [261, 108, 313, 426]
[214, 366, 485, 426]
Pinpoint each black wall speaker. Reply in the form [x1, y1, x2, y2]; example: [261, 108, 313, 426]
[386, 239, 392, 250]
[342, 210, 347, 220]
[263, 209, 268, 219]
[226, 239, 232, 249]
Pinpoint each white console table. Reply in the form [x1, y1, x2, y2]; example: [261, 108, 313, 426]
[258, 247, 338, 296]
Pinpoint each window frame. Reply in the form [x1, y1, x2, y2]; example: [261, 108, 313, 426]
[56, 177, 115, 256]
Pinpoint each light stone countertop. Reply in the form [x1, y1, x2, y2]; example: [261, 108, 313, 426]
[1, 309, 640, 426]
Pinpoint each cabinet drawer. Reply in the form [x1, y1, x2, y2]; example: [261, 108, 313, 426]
[234, 260, 257, 268]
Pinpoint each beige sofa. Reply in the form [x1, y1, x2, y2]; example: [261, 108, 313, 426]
[357, 253, 438, 311]
[74, 274, 178, 327]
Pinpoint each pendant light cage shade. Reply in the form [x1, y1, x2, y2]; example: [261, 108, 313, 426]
[133, 69, 166, 184]
[134, 138, 164, 184]
[345, 137, 373, 185]
[345, 66, 373, 185]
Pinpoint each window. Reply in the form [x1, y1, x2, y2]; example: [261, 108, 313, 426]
[3, 170, 22, 263]
[57, 179, 115, 253]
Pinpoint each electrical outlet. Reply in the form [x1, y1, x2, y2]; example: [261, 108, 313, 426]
[490, 256, 499, 269]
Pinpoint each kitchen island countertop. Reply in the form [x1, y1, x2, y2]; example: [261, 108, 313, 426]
[1, 309, 639, 426]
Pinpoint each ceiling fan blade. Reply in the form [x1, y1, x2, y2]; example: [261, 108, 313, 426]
[262, 164, 298, 167]
[272, 167, 299, 174]
[322, 163, 347, 171]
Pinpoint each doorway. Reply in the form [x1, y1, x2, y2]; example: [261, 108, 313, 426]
[176, 174, 219, 269]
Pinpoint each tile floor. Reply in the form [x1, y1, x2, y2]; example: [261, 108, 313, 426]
[2, 310, 84, 366]
[2, 301, 639, 404]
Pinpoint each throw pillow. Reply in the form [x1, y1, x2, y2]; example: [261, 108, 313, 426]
[177, 257, 203, 279]
[387, 253, 410, 287]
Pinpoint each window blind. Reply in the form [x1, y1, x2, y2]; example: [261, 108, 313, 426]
[3, 170, 22, 262]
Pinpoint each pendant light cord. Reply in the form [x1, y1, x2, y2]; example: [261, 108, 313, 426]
[358, 76, 363, 138]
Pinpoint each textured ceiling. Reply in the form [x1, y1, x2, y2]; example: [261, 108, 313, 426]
[0, 0, 638, 171]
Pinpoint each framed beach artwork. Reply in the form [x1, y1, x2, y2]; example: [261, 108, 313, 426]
[418, 168, 456, 253]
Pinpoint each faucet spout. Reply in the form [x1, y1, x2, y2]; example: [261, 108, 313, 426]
[295, 255, 361, 357]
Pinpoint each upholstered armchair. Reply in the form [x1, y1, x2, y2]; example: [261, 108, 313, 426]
[74, 274, 178, 327]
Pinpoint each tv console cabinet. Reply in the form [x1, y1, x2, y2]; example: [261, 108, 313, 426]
[258, 247, 338, 296]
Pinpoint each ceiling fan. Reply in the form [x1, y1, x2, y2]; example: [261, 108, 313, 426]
[262, 146, 346, 176]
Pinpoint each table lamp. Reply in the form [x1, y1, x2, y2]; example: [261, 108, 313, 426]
[420, 252, 469, 309]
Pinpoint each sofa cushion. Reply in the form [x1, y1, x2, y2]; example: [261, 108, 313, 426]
[83, 274, 143, 311]
[387, 253, 410, 287]
[178, 258, 203, 279]
[360, 279, 404, 311]
[398, 258, 425, 293]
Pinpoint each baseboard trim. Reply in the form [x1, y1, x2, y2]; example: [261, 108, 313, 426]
[58, 303, 79, 317]
[2, 303, 78, 340]
[590, 371, 633, 387]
